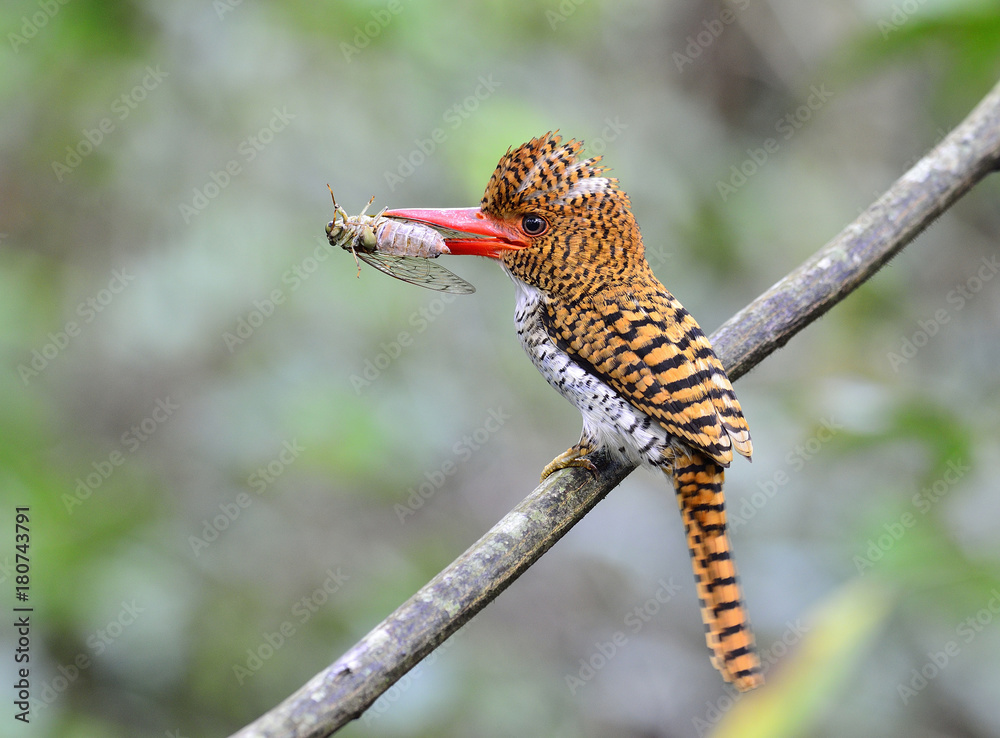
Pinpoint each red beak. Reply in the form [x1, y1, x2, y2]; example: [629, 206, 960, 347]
[381, 207, 528, 259]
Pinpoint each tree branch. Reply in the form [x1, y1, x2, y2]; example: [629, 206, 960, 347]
[231, 78, 1000, 738]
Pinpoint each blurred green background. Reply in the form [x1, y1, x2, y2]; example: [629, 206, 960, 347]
[3, 1, 1000, 736]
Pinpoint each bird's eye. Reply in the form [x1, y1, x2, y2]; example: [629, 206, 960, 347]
[521, 214, 548, 236]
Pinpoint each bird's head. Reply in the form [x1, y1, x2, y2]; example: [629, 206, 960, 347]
[383, 132, 646, 296]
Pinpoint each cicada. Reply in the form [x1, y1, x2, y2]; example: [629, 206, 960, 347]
[326, 188, 475, 295]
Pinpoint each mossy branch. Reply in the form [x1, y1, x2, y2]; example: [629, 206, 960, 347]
[231, 78, 1000, 738]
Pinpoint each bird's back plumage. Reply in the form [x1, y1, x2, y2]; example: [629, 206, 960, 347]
[540, 282, 752, 466]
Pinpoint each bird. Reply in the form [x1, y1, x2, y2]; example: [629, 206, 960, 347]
[383, 132, 763, 691]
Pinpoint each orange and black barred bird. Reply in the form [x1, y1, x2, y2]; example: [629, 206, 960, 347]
[384, 133, 763, 691]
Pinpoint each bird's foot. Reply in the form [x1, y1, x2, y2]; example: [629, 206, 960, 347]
[540, 443, 598, 482]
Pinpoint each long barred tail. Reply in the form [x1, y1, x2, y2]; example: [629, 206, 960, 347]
[670, 449, 763, 691]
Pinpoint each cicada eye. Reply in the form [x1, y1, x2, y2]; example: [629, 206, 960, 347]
[326, 221, 336, 236]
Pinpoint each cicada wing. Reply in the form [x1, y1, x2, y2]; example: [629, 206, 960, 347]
[355, 252, 476, 295]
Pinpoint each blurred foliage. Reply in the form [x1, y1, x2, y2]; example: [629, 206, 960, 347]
[715, 579, 894, 738]
[846, 2, 1000, 114]
[1, 1, 999, 737]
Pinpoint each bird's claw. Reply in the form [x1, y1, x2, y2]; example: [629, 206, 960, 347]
[540, 445, 598, 482]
